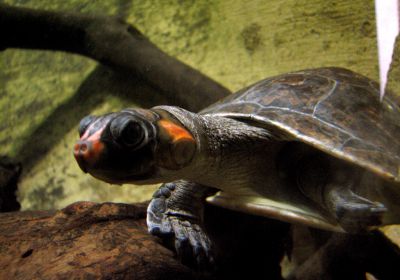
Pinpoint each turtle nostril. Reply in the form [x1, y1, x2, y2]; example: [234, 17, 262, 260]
[73, 139, 103, 174]
[80, 143, 88, 152]
[73, 141, 91, 173]
[73, 141, 92, 158]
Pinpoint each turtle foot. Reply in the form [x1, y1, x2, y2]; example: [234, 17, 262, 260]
[147, 183, 215, 269]
[329, 189, 387, 233]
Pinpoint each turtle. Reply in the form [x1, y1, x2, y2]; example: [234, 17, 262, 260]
[73, 67, 400, 265]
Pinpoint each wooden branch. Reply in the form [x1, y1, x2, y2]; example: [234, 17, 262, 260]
[0, 4, 231, 112]
[0, 199, 291, 279]
[0, 201, 204, 280]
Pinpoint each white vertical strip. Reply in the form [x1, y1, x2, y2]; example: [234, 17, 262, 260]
[375, 0, 399, 99]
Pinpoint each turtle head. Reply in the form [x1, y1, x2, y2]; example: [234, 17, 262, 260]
[73, 107, 197, 185]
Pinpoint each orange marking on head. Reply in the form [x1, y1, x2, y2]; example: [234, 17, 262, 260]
[79, 124, 106, 163]
[80, 121, 105, 141]
[81, 140, 105, 164]
[92, 140, 105, 156]
[158, 119, 194, 143]
[80, 123, 105, 148]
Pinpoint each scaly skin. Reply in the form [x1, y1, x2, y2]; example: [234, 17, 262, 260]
[147, 180, 217, 267]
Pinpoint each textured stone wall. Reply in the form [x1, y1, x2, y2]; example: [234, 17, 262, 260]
[0, 0, 378, 210]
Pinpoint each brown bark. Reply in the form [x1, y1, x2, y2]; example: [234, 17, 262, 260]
[0, 201, 202, 280]
[0, 201, 290, 280]
[1, 200, 398, 280]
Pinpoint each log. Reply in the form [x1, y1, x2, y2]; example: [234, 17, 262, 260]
[1, 201, 399, 280]
[0, 201, 289, 280]
[0, 201, 202, 280]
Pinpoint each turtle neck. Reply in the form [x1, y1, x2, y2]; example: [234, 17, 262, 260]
[154, 105, 284, 196]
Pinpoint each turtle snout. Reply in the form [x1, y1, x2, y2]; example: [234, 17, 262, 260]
[74, 141, 90, 173]
[73, 140, 104, 173]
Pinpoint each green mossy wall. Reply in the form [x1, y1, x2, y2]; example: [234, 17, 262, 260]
[0, 0, 378, 210]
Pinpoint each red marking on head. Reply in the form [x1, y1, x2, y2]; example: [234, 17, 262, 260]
[158, 119, 194, 143]
[82, 140, 104, 163]
[75, 124, 106, 165]
[80, 126, 91, 140]
[91, 140, 104, 157]
[74, 143, 80, 153]
[87, 128, 103, 141]
[80, 121, 105, 141]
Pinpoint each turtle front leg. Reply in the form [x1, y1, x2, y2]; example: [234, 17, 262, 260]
[147, 180, 217, 267]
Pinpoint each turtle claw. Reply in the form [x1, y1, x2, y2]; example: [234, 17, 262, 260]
[147, 183, 215, 269]
[336, 200, 387, 233]
[328, 189, 387, 233]
[170, 217, 213, 268]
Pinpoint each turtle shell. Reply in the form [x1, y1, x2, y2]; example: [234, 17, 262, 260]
[201, 67, 400, 183]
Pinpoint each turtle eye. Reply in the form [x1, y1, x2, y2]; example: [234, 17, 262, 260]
[110, 117, 146, 149]
[120, 121, 145, 147]
[78, 115, 96, 137]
